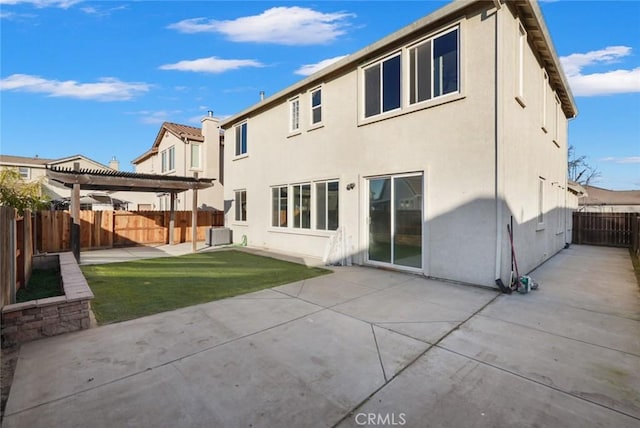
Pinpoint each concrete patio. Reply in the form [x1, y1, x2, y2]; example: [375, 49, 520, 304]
[2, 245, 639, 427]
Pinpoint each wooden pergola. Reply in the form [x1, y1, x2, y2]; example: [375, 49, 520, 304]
[46, 164, 215, 261]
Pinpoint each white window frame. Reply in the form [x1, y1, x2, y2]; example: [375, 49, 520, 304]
[161, 150, 167, 173]
[542, 70, 549, 133]
[167, 146, 175, 172]
[516, 22, 527, 107]
[310, 87, 322, 126]
[235, 122, 248, 157]
[271, 185, 288, 228]
[537, 177, 545, 228]
[190, 143, 201, 170]
[292, 183, 312, 229]
[234, 190, 247, 222]
[408, 25, 460, 106]
[315, 180, 339, 231]
[289, 97, 300, 133]
[362, 51, 402, 119]
[553, 95, 561, 146]
[18, 167, 30, 179]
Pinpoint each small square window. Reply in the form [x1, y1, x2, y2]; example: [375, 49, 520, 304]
[18, 167, 30, 179]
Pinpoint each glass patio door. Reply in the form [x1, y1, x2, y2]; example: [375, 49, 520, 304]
[367, 174, 423, 269]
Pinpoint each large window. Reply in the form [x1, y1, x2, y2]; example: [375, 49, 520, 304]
[190, 143, 201, 169]
[311, 88, 322, 125]
[409, 27, 459, 104]
[293, 184, 311, 229]
[364, 53, 401, 118]
[272, 186, 288, 227]
[290, 97, 300, 132]
[235, 190, 247, 222]
[316, 181, 339, 230]
[235, 122, 247, 156]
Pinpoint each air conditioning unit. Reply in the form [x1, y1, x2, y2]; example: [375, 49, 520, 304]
[205, 227, 231, 246]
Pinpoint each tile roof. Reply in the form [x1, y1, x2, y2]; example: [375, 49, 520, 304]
[0, 155, 54, 166]
[133, 122, 204, 165]
[580, 185, 640, 206]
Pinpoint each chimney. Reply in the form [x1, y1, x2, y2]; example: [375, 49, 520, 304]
[109, 156, 120, 171]
[260, 91, 265, 101]
[207, 110, 213, 117]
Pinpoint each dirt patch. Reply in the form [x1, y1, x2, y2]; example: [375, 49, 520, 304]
[1, 344, 20, 422]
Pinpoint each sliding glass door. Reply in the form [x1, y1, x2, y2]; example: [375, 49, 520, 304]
[367, 173, 423, 269]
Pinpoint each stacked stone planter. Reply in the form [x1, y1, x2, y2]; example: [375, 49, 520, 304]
[1, 252, 94, 346]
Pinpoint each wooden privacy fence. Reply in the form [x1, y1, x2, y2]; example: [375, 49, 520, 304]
[37, 210, 224, 252]
[1, 207, 34, 306]
[572, 212, 639, 250]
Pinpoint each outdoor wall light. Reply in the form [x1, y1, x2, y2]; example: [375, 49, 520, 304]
[346, 183, 356, 191]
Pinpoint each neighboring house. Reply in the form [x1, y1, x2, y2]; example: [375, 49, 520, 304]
[220, 0, 577, 288]
[579, 185, 640, 213]
[566, 180, 586, 242]
[0, 154, 153, 210]
[132, 115, 223, 211]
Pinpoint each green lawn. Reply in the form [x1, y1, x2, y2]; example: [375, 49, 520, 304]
[81, 250, 330, 325]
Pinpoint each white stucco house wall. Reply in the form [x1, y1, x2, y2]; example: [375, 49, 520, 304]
[220, 0, 577, 288]
[132, 115, 224, 211]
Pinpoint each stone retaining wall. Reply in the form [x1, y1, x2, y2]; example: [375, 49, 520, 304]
[1, 252, 94, 346]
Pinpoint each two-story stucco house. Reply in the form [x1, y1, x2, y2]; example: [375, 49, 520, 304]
[132, 114, 223, 211]
[220, 0, 577, 288]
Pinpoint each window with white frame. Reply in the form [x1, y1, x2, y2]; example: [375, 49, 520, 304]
[235, 122, 248, 156]
[517, 23, 526, 105]
[311, 88, 322, 125]
[553, 95, 560, 145]
[190, 143, 201, 169]
[161, 150, 167, 173]
[271, 186, 288, 227]
[315, 180, 339, 230]
[235, 190, 247, 222]
[542, 70, 549, 132]
[292, 183, 311, 229]
[161, 146, 175, 173]
[538, 177, 545, 225]
[364, 53, 401, 118]
[409, 27, 459, 104]
[289, 97, 300, 132]
[18, 167, 30, 179]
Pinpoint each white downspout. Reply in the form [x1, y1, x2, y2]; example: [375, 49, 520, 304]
[493, 1, 504, 284]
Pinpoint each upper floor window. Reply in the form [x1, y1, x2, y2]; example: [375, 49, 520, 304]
[190, 143, 201, 169]
[516, 23, 526, 106]
[235, 122, 247, 156]
[311, 88, 322, 125]
[364, 53, 401, 118]
[289, 97, 300, 132]
[409, 27, 459, 104]
[542, 70, 549, 132]
[161, 146, 175, 173]
[18, 167, 30, 179]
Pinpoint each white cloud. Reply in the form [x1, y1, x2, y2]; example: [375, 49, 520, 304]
[560, 46, 640, 96]
[167, 7, 354, 46]
[80, 4, 127, 16]
[159, 57, 264, 74]
[295, 55, 348, 76]
[599, 156, 640, 164]
[0, 0, 81, 8]
[0, 74, 150, 101]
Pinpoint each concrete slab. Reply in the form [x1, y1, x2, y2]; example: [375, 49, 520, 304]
[273, 274, 380, 307]
[336, 347, 639, 428]
[440, 315, 640, 419]
[5, 292, 320, 415]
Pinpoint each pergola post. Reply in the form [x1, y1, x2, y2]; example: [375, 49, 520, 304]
[169, 193, 176, 245]
[192, 172, 198, 253]
[70, 162, 81, 262]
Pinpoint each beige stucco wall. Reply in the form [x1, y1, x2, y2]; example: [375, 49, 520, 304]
[224, 3, 572, 287]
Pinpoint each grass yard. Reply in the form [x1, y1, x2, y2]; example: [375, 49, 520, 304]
[81, 250, 330, 325]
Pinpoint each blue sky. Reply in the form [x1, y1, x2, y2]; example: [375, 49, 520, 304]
[1, 0, 638, 189]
